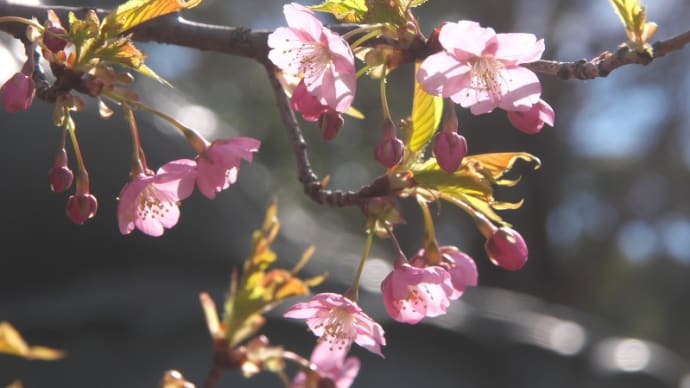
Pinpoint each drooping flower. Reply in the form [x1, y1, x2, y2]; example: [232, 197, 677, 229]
[283, 292, 386, 357]
[268, 3, 356, 114]
[1, 72, 35, 113]
[292, 341, 361, 388]
[117, 160, 196, 237]
[508, 99, 555, 134]
[418, 20, 544, 115]
[195, 137, 260, 199]
[484, 226, 528, 271]
[432, 246, 478, 298]
[381, 262, 456, 324]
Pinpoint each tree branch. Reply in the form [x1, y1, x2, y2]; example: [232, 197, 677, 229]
[522, 31, 690, 80]
[1, 2, 689, 207]
[264, 64, 390, 207]
[3, 2, 689, 79]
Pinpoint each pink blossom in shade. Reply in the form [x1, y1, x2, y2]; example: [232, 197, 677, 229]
[195, 137, 261, 199]
[437, 246, 478, 298]
[268, 3, 356, 114]
[508, 99, 555, 134]
[292, 341, 360, 388]
[291, 79, 328, 121]
[381, 263, 456, 324]
[484, 227, 528, 271]
[283, 293, 386, 357]
[417, 20, 544, 115]
[1, 72, 35, 113]
[117, 160, 197, 237]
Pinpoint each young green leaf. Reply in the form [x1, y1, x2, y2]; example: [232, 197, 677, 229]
[102, 0, 203, 36]
[309, 0, 368, 23]
[609, 0, 657, 50]
[407, 62, 443, 153]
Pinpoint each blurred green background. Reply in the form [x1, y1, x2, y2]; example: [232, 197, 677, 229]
[1, 0, 690, 387]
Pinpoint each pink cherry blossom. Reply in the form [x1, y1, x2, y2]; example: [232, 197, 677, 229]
[418, 20, 544, 115]
[268, 3, 356, 114]
[435, 246, 478, 298]
[292, 341, 360, 388]
[508, 99, 555, 134]
[196, 137, 260, 199]
[381, 263, 456, 324]
[283, 292, 386, 357]
[117, 160, 196, 237]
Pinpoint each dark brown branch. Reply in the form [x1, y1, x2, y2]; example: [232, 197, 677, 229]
[2, 2, 689, 207]
[523, 30, 690, 80]
[2, 2, 690, 76]
[264, 64, 391, 207]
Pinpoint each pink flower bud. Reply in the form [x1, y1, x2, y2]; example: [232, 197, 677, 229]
[1, 72, 35, 113]
[508, 99, 555, 135]
[65, 193, 98, 224]
[49, 148, 73, 192]
[433, 131, 467, 173]
[374, 136, 404, 168]
[49, 166, 74, 193]
[484, 227, 528, 271]
[43, 26, 67, 52]
[318, 111, 344, 141]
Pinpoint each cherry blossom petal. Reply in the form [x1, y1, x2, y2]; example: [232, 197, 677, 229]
[494, 34, 545, 64]
[418, 51, 472, 97]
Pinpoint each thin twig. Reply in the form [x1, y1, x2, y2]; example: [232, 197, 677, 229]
[264, 64, 390, 207]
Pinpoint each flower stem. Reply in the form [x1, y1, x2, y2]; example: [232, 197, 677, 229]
[345, 226, 375, 301]
[123, 105, 148, 175]
[103, 90, 209, 154]
[379, 76, 392, 122]
[0, 16, 44, 31]
[348, 28, 382, 50]
[342, 24, 383, 44]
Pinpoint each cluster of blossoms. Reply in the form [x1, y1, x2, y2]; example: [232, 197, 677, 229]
[418, 20, 555, 135]
[2, 0, 557, 385]
[1, 9, 261, 237]
[117, 136, 260, 237]
[264, 4, 544, 385]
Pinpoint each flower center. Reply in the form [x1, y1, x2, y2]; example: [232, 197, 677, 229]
[136, 185, 173, 221]
[318, 306, 356, 351]
[469, 55, 506, 103]
[292, 42, 331, 87]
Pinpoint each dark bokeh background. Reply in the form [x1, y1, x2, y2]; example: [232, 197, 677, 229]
[1, 0, 690, 387]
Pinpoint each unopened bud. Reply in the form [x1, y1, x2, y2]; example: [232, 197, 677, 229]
[66, 193, 98, 224]
[1, 72, 35, 113]
[484, 227, 528, 271]
[49, 148, 74, 193]
[318, 111, 343, 141]
[375, 136, 404, 168]
[433, 131, 467, 173]
[43, 26, 67, 52]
